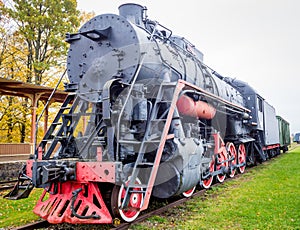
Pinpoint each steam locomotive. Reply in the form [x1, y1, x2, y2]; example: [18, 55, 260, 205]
[6, 3, 290, 224]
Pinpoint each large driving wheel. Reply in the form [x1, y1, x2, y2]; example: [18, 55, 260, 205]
[111, 178, 144, 222]
[201, 156, 215, 189]
[216, 147, 228, 183]
[182, 186, 196, 198]
[237, 143, 246, 174]
[226, 142, 237, 178]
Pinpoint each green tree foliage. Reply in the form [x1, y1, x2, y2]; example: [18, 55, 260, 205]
[0, 0, 14, 75]
[0, 96, 31, 142]
[0, 0, 81, 143]
[1, 0, 80, 84]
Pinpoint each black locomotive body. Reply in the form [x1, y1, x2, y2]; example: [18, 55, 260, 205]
[6, 3, 289, 224]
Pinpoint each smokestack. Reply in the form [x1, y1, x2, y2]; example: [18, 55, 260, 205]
[118, 3, 145, 27]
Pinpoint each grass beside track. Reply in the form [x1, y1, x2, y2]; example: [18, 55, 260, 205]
[0, 188, 43, 228]
[0, 147, 299, 229]
[133, 146, 300, 230]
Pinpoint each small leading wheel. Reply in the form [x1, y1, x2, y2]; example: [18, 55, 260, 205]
[226, 142, 237, 178]
[216, 147, 228, 183]
[237, 144, 246, 174]
[182, 186, 196, 198]
[201, 156, 215, 189]
[111, 177, 144, 222]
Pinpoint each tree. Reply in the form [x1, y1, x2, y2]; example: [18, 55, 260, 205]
[1, 0, 80, 84]
[0, 0, 80, 143]
[0, 0, 13, 75]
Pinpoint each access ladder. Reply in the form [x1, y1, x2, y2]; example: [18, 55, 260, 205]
[120, 81, 185, 211]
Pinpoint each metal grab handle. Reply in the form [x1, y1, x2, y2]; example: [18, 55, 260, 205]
[70, 188, 100, 219]
[80, 27, 111, 41]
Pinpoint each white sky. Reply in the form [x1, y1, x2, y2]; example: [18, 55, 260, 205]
[77, 0, 300, 134]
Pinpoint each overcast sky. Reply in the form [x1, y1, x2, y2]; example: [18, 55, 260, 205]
[77, 0, 300, 134]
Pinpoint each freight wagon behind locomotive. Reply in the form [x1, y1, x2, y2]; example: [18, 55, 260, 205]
[294, 132, 300, 144]
[276, 116, 290, 152]
[6, 3, 290, 225]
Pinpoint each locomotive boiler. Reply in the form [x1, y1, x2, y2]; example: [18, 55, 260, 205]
[6, 3, 286, 224]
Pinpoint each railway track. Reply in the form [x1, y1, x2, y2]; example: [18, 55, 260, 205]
[0, 179, 18, 192]
[112, 174, 242, 230]
[112, 152, 293, 229]
[11, 173, 244, 230]
[13, 220, 50, 230]
[10, 149, 296, 230]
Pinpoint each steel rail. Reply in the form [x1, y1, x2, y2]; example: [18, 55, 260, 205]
[12, 149, 294, 230]
[112, 174, 243, 230]
[13, 220, 50, 230]
[0, 180, 19, 192]
[112, 151, 291, 230]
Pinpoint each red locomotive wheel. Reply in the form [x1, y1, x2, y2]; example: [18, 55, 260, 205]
[111, 177, 144, 222]
[216, 147, 228, 183]
[202, 156, 215, 189]
[182, 186, 196, 197]
[237, 144, 246, 174]
[226, 142, 237, 178]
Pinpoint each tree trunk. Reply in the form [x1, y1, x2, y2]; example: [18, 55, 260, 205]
[7, 97, 13, 142]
